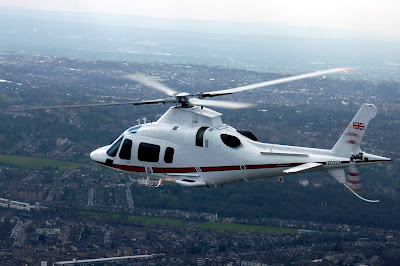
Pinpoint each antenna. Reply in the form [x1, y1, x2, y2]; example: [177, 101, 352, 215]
[343, 183, 379, 203]
[270, 142, 276, 152]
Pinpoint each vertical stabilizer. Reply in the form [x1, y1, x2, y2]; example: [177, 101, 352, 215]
[331, 104, 377, 157]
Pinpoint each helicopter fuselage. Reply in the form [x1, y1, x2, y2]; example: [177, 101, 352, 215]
[90, 106, 389, 187]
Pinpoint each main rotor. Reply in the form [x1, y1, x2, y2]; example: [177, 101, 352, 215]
[9, 68, 352, 111]
[124, 67, 352, 110]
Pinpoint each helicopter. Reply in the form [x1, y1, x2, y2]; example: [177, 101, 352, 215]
[17, 67, 391, 202]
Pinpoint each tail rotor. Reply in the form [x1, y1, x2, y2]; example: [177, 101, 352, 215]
[344, 158, 379, 203]
[345, 165, 362, 192]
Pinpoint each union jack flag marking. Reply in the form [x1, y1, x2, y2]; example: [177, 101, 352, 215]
[353, 122, 365, 130]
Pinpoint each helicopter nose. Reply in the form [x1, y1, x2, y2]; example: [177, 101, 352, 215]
[90, 146, 109, 163]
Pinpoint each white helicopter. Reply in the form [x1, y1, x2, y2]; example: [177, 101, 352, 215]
[22, 67, 391, 202]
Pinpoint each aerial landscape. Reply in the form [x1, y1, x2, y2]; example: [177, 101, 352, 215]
[0, 1, 400, 265]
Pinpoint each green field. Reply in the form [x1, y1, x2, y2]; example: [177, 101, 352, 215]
[0, 154, 84, 170]
[193, 222, 298, 234]
[79, 210, 298, 235]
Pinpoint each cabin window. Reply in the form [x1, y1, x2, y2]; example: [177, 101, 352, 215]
[107, 136, 123, 157]
[164, 147, 174, 163]
[138, 143, 160, 162]
[119, 139, 132, 160]
[220, 134, 241, 148]
[196, 127, 209, 147]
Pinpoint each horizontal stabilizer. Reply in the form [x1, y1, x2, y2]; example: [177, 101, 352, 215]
[283, 163, 322, 174]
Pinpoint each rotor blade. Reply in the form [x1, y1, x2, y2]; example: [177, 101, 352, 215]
[189, 98, 256, 109]
[7, 99, 171, 111]
[202, 67, 352, 97]
[133, 98, 177, 105]
[125, 74, 177, 97]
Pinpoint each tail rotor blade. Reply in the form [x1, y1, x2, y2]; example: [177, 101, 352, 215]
[345, 165, 362, 191]
[344, 165, 379, 203]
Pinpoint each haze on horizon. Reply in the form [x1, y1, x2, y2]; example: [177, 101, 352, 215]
[1, 0, 400, 41]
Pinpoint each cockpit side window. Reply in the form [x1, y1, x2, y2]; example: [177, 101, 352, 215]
[119, 139, 132, 160]
[107, 136, 123, 157]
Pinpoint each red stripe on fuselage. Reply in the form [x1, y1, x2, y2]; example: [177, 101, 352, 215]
[153, 167, 196, 173]
[98, 160, 387, 175]
[201, 166, 241, 172]
[99, 162, 305, 174]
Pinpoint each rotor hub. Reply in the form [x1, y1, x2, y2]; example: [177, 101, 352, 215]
[175, 92, 192, 107]
[175, 92, 190, 97]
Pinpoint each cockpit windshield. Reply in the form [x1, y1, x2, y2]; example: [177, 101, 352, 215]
[107, 136, 123, 157]
[107, 125, 140, 158]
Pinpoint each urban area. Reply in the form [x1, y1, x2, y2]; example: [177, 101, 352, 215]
[0, 54, 399, 265]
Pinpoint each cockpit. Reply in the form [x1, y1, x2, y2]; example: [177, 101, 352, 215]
[90, 124, 175, 165]
[106, 125, 141, 159]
